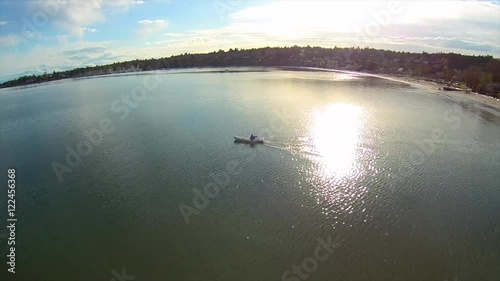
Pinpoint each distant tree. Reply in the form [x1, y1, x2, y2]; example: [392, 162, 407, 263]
[1, 45, 499, 99]
[464, 66, 492, 92]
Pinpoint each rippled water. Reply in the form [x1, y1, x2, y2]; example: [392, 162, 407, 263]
[1, 68, 499, 281]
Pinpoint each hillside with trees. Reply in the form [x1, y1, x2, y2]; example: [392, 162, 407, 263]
[2, 46, 499, 97]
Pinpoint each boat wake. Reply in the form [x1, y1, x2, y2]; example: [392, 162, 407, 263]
[263, 136, 321, 156]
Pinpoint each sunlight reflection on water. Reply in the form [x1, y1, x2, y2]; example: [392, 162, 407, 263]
[311, 103, 363, 177]
[300, 103, 372, 218]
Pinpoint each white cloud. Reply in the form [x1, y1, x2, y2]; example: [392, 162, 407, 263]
[162, 32, 186, 37]
[57, 34, 68, 44]
[29, 0, 141, 39]
[0, 34, 23, 46]
[0, 41, 122, 78]
[106, 0, 145, 8]
[0, 21, 7, 25]
[83, 27, 98, 33]
[105, 0, 145, 12]
[29, 0, 104, 39]
[396, 1, 500, 24]
[137, 19, 169, 36]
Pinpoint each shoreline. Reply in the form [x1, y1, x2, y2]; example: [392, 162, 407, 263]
[2, 65, 500, 110]
[279, 66, 500, 109]
[288, 66, 500, 112]
[390, 74, 500, 109]
[2, 45, 498, 99]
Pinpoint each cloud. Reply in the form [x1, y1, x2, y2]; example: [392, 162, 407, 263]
[57, 34, 68, 44]
[30, 0, 141, 39]
[162, 32, 186, 37]
[0, 41, 128, 79]
[106, 0, 145, 8]
[62, 46, 108, 56]
[0, 21, 7, 25]
[105, 0, 145, 13]
[29, 0, 104, 39]
[439, 39, 500, 53]
[82, 27, 98, 33]
[0, 34, 24, 46]
[137, 19, 169, 36]
[397, 1, 500, 24]
[67, 50, 124, 65]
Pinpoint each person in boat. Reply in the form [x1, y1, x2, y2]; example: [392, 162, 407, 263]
[250, 134, 255, 141]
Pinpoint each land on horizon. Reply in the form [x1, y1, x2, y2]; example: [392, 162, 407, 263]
[2, 46, 500, 98]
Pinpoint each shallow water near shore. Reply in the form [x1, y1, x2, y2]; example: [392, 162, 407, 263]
[1, 68, 499, 280]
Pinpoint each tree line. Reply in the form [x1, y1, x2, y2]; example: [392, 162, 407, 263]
[2, 46, 499, 97]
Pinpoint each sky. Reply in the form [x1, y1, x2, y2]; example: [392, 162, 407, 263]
[0, 0, 499, 81]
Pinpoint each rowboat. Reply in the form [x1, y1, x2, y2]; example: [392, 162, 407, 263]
[234, 136, 264, 144]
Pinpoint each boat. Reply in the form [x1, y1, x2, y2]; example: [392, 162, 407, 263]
[442, 86, 461, 91]
[234, 136, 264, 144]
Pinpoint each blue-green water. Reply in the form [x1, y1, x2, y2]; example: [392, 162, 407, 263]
[1, 68, 499, 280]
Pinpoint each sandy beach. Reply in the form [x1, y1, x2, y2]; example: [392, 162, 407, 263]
[383, 74, 500, 111]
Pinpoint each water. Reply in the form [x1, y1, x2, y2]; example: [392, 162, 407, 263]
[1, 68, 499, 281]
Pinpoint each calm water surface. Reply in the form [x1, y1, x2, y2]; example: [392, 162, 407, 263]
[1, 69, 499, 280]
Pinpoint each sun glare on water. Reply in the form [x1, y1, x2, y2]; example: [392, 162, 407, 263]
[311, 104, 363, 178]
